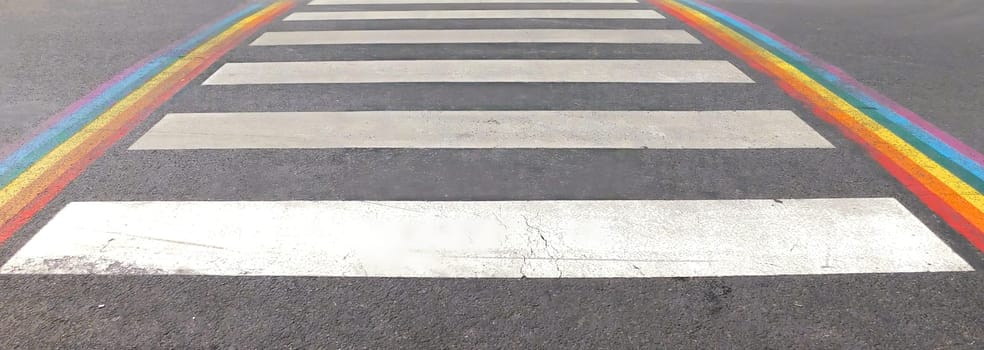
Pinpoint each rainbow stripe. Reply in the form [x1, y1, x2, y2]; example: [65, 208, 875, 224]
[651, 0, 984, 251]
[0, 1, 295, 244]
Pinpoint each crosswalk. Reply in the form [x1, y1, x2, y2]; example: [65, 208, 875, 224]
[0, 0, 973, 277]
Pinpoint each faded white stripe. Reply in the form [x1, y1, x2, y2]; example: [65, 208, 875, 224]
[251, 29, 700, 45]
[311, 0, 640, 3]
[284, 10, 664, 20]
[129, 111, 833, 150]
[0, 199, 970, 277]
[202, 60, 754, 84]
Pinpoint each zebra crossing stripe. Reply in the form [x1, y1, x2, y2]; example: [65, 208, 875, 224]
[284, 10, 664, 21]
[0, 199, 969, 277]
[203, 60, 753, 84]
[129, 110, 832, 150]
[250, 29, 700, 45]
[310, 0, 641, 4]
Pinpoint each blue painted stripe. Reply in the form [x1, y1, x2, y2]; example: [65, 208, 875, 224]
[678, 0, 984, 187]
[0, 3, 265, 190]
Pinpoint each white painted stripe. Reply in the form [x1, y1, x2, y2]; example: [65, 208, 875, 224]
[202, 60, 754, 84]
[251, 29, 700, 45]
[0, 199, 969, 277]
[284, 10, 664, 21]
[129, 111, 833, 150]
[311, 0, 640, 4]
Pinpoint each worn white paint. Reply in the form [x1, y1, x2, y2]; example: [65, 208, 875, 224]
[129, 110, 833, 150]
[284, 10, 664, 21]
[203, 60, 753, 84]
[250, 29, 700, 45]
[0, 199, 970, 277]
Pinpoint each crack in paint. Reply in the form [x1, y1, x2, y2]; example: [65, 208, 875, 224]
[105, 231, 225, 250]
[522, 214, 563, 278]
[360, 201, 425, 214]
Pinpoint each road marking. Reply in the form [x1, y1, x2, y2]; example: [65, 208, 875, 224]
[130, 110, 832, 150]
[203, 60, 753, 84]
[0, 199, 969, 277]
[0, 1, 296, 245]
[652, 0, 984, 251]
[251, 29, 700, 45]
[284, 10, 664, 21]
[311, 0, 641, 3]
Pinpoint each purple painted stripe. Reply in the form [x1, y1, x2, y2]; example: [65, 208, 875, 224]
[0, 59, 151, 160]
[691, 0, 984, 166]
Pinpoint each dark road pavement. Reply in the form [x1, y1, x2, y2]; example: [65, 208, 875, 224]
[1, 0, 982, 348]
[710, 0, 984, 155]
[0, 0, 246, 152]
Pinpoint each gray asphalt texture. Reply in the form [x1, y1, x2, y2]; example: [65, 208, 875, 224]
[0, 0, 248, 154]
[1, 0, 983, 348]
[711, 0, 984, 153]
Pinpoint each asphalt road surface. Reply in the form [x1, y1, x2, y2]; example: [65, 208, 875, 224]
[1, 0, 982, 348]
